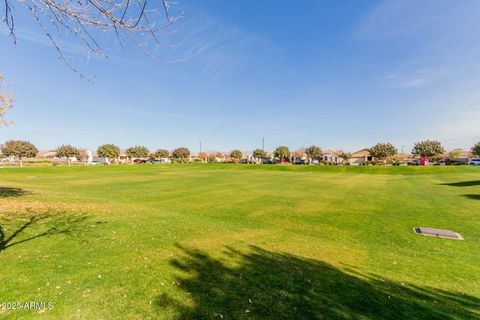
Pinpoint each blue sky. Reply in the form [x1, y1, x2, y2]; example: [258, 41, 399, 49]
[1, 0, 479, 153]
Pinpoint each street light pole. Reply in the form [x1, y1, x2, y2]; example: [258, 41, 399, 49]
[262, 137, 265, 151]
[199, 141, 202, 162]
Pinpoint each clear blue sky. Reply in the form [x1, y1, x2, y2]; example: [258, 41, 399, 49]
[1, 0, 479, 153]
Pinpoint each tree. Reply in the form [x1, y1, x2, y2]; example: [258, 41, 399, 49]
[449, 148, 464, 159]
[55, 144, 80, 165]
[154, 149, 170, 159]
[471, 143, 480, 156]
[274, 146, 290, 163]
[339, 151, 352, 164]
[412, 140, 445, 159]
[369, 143, 397, 161]
[78, 149, 88, 161]
[126, 145, 150, 160]
[305, 145, 322, 164]
[97, 144, 120, 163]
[229, 150, 243, 162]
[1, 140, 38, 166]
[252, 149, 267, 161]
[172, 147, 190, 162]
[2, 1, 181, 79]
[0, 75, 13, 126]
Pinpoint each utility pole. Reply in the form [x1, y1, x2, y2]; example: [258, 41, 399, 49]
[199, 141, 202, 162]
[262, 137, 265, 151]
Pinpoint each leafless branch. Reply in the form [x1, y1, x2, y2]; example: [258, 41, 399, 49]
[1, 0, 183, 79]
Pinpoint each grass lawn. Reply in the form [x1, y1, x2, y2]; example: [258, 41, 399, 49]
[0, 164, 479, 319]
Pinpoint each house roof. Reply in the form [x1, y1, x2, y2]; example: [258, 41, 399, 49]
[351, 148, 371, 157]
[37, 150, 57, 157]
[322, 149, 340, 155]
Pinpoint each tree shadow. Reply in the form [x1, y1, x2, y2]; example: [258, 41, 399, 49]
[463, 194, 480, 200]
[156, 245, 480, 319]
[440, 180, 480, 187]
[0, 211, 91, 253]
[0, 187, 30, 198]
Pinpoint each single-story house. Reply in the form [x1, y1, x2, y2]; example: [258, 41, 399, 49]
[349, 148, 374, 165]
[321, 150, 343, 164]
[118, 149, 129, 163]
[37, 150, 57, 159]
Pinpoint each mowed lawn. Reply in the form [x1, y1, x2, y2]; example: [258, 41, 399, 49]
[0, 164, 479, 319]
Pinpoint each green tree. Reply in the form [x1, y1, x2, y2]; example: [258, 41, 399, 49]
[274, 146, 290, 163]
[449, 148, 463, 159]
[252, 148, 266, 161]
[412, 140, 445, 159]
[339, 151, 352, 165]
[229, 150, 243, 162]
[154, 149, 170, 159]
[55, 144, 80, 165]
[172, 147, 190, 163]
[471, 142, 480, 156]
[305, 145, 322, 164]
[1, 140, 38, 167]
[126, 145, 150, 160]
[369, 143, 397, 161]
[97, 144, 120, 163]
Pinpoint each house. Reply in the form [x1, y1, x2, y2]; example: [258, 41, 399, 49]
[118, 149, 129, 163]
[349, 148, 373, 165]
[37, 150, 57, 159]
[321, 150, 343, 164]
[207, 152, 227, 162]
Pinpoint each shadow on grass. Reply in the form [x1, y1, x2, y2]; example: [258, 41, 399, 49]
[0, 211, 90, 253]
[440, 180, 480, 187]
[0, 187, 30, 198]
[463, 194, 480, 200]
[156, 245, 480, 319]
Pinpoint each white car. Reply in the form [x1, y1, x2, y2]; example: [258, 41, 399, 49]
[469, 158, 480, 165]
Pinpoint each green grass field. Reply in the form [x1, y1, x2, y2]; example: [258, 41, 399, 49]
[1, 164, 479, 319]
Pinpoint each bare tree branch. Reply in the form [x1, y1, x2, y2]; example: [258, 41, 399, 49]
[1, 0, 183, 79]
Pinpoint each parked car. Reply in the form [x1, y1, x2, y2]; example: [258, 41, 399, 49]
[469, 158, 480, 165]
[261, 158, 273, 164]
[407, 159, 420, 166]
[293, 159, 305, 165]
[436, 158, 468, 165]
[133, 159, 147, 164]
[435, 158, 448, 165]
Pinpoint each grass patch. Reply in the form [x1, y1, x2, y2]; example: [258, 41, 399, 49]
[0, 164, 479, 319]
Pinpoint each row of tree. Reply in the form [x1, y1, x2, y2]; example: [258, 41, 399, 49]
[1, 140, 480, 166]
